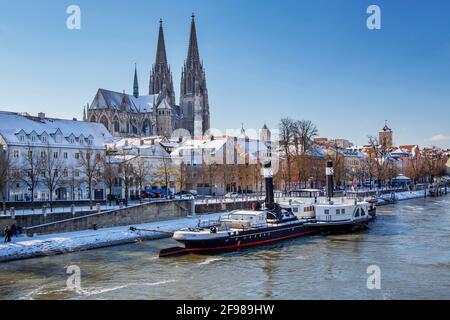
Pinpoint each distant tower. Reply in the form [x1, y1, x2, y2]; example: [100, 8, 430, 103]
[133, 64, 139, 98]
[379, 120, 393, 148]
[180, 14, 210, 137]
[149, 19, 176, 106]
[260, 124, 271, 143]
[156, 98, 173, 137]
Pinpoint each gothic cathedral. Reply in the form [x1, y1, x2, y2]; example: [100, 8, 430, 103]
[84, 15, 211, 138]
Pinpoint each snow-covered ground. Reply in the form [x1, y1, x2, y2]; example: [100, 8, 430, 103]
[0, 213, 222, 263]
[376, 188, 446, 205]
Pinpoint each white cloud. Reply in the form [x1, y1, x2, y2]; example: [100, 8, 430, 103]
[430, 134, 450, 142]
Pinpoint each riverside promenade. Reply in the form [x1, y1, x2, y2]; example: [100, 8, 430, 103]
[0, 188, 447, 263]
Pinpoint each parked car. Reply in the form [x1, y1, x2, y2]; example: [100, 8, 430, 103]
[107, 194, 120, 201]
[141, 191, 157, 199]
[224, 192, 240, 199]
[175, 191, 195, 200]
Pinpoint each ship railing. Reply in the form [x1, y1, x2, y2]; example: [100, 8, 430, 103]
[197, 219, 221, 228]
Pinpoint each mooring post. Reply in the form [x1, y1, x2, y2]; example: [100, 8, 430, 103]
[190, 199, 196, 217]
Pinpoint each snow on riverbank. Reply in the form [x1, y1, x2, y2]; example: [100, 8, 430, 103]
[0, 213, 222, 263]
[1, 188, 447, 263]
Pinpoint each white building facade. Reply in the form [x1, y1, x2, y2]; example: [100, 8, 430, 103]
[0, 111, 114, 202]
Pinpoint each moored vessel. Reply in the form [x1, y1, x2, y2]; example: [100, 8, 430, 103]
[159, 160, 376, 257]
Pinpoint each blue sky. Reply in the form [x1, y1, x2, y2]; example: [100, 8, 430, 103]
[1, 0, 449, 147]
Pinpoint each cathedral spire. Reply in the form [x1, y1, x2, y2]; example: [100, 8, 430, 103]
[187, 13, 200, 66]
[156, 19, 168, 66]
[149, 19, 175, 105]
[180, 14, 210, 136]
[133, 63, 139, 98]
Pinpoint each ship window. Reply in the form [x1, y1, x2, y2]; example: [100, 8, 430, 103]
[336, 209, 341, 215]
[361, 209, 366, 216]
[293, 208, 298, 213]
[342, 209, 346, 214]
[325, 209, 330, 215]
[355, 209, 360, 217]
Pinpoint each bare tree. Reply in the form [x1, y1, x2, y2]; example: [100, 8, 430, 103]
[279, 118, 295, 191]
[173, 161, 189, 194]
[20, 145, 42, 210]
[133, 157, 150, 202]
[117, 149, 136, 204]
[65, 165, 83, 201]
[0, 146, 14, 214]
[295, 120, 319, 154]
[101, 153, 118, 205]
[40, 144, 65, 211]
[156, 157, 173, 197]
[78, 146, 103, 209]
[367, 136, 390, 189]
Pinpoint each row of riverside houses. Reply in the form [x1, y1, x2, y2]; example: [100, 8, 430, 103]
[0, 111, 114, 202]
[0, 110, 274, 203]
[276, 122, 450, 191]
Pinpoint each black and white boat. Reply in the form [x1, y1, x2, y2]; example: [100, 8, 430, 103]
[159, 161, 376, 257]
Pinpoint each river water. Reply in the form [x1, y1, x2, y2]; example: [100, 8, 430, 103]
[1, 195, 450, 300]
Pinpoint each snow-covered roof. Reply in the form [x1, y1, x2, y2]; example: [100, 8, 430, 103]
[0, 111, 114, 148]
[106, 136, 172, 158]
[157, 98, 172, 110]
[393, 175, 411, 181]
[90, 89, 159, 113]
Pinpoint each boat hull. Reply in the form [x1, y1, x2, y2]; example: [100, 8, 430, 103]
[159, 220, 370, 257]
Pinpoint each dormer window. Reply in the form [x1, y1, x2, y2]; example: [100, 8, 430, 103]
[54, 129, 63, 144]
[42, 136, 47, 143]
[19, 135, 25, 142]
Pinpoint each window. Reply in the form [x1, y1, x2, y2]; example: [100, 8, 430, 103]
[42, 136, 47, 143]
[19, 135, 25, 142]
[70, 138, 75, 144]
[75, 153, 80, 160]
[74, 169, 80, 177]
[41, 151, 46, 158]
[28, 150, 33, 159]
[360, 209, 366, 216]
[64, 152, 68, 159]
[31, 135, 36, 142]
[342, 209, 346, 214]
[13, 150, 19, 159]
[336, 209, 341, 215]
[53, 152, 58, 159]
[80, 138, 84, 145]
[64, 168, 68, 177]
[355, 209, 360, 217]
[324, 209, 330, 215]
